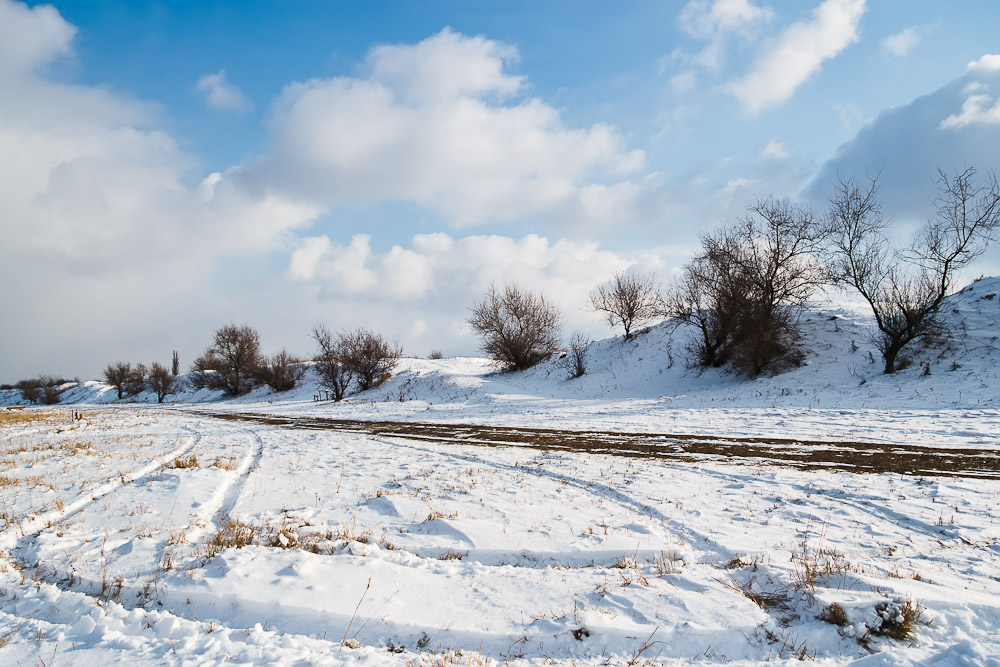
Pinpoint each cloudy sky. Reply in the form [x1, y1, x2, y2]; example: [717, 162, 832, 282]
[3, 0, 1000, 383]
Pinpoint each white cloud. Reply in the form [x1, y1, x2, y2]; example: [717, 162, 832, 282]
[881, 26, 921, 58]
[283, 231, 683, 352]
[251, 28, 646, 227]
[0, 0, 74, 80]
[761, 138, 788, 159]
[728, 0, 866, 113]
[677, 0, 773, 72]
[967, 54, 1000, 73]
[195, 69, 252, 112]
[940, 93, 1000, 130]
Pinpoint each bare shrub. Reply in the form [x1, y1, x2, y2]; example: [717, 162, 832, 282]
[311, 324, 353, 401]
[468, 282, 562, 371]
[256, 349, 307, 392]
[666, 198, 826, 376]
[36, 375, 67, 405]
[147, 362, 175, 403]
[188, 352, 228, 391]
[827, 167, 1000, 373]
[563, 331, 590, 379]
[17, 379, 42, 404]
[126, 362, 148, 397]
[590, 271, 662, 341]
[429, 349, 444, 360]
[338, 327, 403, 391]
[191, 324, 262, 395]
[103, 362, 132, 400]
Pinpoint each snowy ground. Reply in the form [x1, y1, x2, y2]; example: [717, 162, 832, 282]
[1, 279, 999, 665]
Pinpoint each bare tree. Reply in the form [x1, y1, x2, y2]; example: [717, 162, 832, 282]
[126, 362, 148, 397]
[191, 324, 262, 395]
[171, 350, 180, 376]
[103, 361, 132, 400]
[663, 247, 746, 368]
[338, 327, 403, 391]
[256, 349, 307, 392]
[827, 167, 1000, 373]
[563, 331, 590, 379]
[590, 271, 662, 341]
[666, 198, 826, 376]
[17, 378, 42, 404]
[189, 352, 228, 391]
[468, 282, 562, 371]
[310, 324, 353, 401]
[36, 375, 67, 405]
[148, 362, 175, 403]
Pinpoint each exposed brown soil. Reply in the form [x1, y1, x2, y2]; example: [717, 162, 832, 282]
[200, 411, 1000, 479]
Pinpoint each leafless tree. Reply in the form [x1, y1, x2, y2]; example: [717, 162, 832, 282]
[827, 167, 1000, 373]
[36, 375, 67, 405]
[338, 327, 403, 391]
[310, 324, 353, 401]
[171, 350, 180, 376]
[190, 324, 262, 395]
[189, 352, 228, 391]
[468, 282, 562, 371]
[666, 198, 826, 376]
[126, 362, 148, 397]
[563, 331, 590, 379]
[17, 378, 42, 404]
[104, 361, 132, 400]
[148, 362, 175, 403]
[590, 271, 662, 341]
[256, 349, 307, 392]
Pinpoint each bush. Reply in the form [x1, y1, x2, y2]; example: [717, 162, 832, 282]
[429, 350, 444, 360]
[17, 379, 42, 404]
[126, 363, 148, 397]
[190, 324, 262, 396]
[36, 375, 67, 405]
[256, 349, 306, 392]
[311, 324, 353, 402]
[468, 282, 562, 371]
[338, 327, 403, 391]
[563, 332, 590, 379]
[666, 198, 825, 376]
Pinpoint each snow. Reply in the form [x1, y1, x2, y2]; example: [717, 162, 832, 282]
[1, 279, 999, 665]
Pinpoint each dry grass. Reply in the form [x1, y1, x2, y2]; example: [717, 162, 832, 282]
[871, 598, 923, 641]
[648, 550, 684, 576]
[168, 455, 200, 469]
[204, 519, 258, 559]
[0, 410, 57, 427]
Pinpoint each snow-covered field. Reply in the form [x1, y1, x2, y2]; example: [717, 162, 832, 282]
[1, 279, 999, 665]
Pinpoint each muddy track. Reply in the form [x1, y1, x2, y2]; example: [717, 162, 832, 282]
[196, 412, 1000, 479]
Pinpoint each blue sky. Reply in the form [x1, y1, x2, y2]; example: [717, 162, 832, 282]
[3, 0, 1000, 382]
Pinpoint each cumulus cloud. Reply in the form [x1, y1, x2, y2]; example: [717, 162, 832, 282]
[805, 66, 1000, 229]
[245, 28, 646, 227]
[0, 0, 322, 380]
[195, 69, 252, 112]
[0, 0, 75, 80]
[967, 54, 1000, 72]
[881, 26, 922, 58]
[283, 231, 682, 353]
[728, 0, 866, 113]
[940, 93, 1000, 129]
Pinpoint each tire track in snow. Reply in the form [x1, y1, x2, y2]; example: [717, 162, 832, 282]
[1, 425, 202, 550]
[369, 434, 736, 563]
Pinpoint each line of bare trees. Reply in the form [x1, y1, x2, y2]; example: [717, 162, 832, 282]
[466, 166, 1000, 379]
